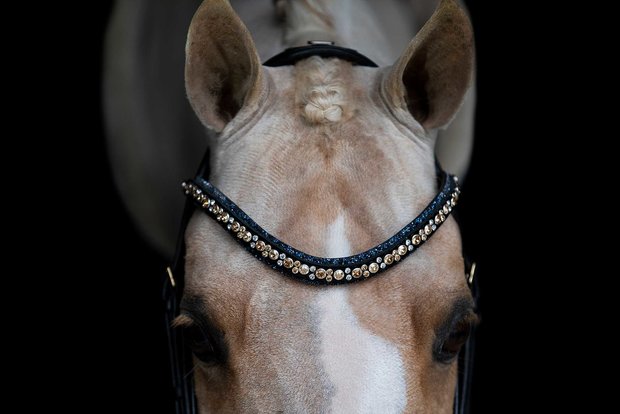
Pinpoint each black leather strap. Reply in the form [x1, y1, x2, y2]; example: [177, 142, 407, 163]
[263, 43, 378, 67]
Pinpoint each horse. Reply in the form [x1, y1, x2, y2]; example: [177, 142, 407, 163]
[105, 0, 477, 412]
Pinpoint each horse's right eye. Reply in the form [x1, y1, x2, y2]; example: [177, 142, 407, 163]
[183, 324, 223, 365]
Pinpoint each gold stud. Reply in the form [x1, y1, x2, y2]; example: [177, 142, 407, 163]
[412, 234, 422, 245]
[361, 264, 368, 271]
[424, 225, 432, 235]
[327, 269, 333, 276]
[219, 213, 230, 222]
[439, 212, 445, 222]
[299, 264, 310, 275]
[363, 270, 370, 278]
[398, 245, 407, 256]
[283, 258, 294, 268]
[394, 254, 401, 262]
[237, 231, 244, 239]
[292, 267, 299, 274]
[261, 251, 269, 258]
[269, 250, 279, 260]
[325, 275, 333, 282]
[334, 270, 345, 280]
[243, 231, 252, 242]
[231, 222, 241, 232]
[293, 260, 301, 268]
[255, 241, 266, 251]
[384, 254, 394, 265]
[369, 263, 379, 273]
[316, 269, 326, 279]
[352, 268, 362, 278]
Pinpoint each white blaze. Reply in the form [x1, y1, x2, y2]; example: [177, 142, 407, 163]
[316, 216, 407, 413]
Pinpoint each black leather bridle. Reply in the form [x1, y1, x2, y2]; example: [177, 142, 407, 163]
[163, 44, 478, 414]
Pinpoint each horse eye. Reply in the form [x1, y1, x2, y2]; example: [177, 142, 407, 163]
[183, 324, 221, 365]
[435, 318, 472, 364]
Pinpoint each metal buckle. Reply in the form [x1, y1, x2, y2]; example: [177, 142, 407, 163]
[467, 262, 476, 286]
[166, 266, 176, 288]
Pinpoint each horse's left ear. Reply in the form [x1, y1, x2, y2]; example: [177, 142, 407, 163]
[185, 0, 267, 132]
[383, 0, 474, 130]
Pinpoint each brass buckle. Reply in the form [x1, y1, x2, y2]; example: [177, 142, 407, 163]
[166, 266, 176, 288]
[467, 262, 477, 286]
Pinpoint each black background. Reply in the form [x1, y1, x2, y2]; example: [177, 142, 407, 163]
[41, 0, 573, 412]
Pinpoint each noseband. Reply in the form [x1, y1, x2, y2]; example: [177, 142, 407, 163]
[163, 44, 478, 414]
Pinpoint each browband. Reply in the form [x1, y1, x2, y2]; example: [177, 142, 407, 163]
[181, 168, 460, 285]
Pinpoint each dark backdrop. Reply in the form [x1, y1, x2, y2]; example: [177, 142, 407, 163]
[64, 1, 566, 412]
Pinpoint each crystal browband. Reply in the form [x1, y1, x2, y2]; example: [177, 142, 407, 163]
[182, 171, 460, 285]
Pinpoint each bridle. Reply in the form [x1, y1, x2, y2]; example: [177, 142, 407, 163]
[162, 44, 478, 414]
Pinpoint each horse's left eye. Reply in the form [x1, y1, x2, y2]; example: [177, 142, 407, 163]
[435, 318, 472, 364]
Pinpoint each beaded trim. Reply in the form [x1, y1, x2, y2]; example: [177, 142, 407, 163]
[182, 172, 460, 285]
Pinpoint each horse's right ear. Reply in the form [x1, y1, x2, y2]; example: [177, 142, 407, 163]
[185, 0, 267, 132]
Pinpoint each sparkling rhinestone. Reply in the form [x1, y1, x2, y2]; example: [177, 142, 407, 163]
[448, 206, 452, 212]
[283, 258, 294, 268]
[394, 254, 401, 262]
[208, 207, 213, 212]
[277, 260, 283, 266]
[326, 275, 333, 282]
[292, 267, 299, 274]
[231, 222, 241, 232]
[408, 245, 414, 251]
[181, 182, 188, 189]
[384, 254, 394, 265]
[294, 260, 301, 268]
[299, 264, 310, 275]
[406, 239, 411, 246]
[229, 217, 234, 223]
[279, 253, 286, 260]
[380, 263, 386, 269]
[431, 224, 437, 231]
[316, 269, 326, 279]
[309, 274, 316, 280]
[429, 220, 435, 226]
[376, 257, 382, 263]
[361, 264, 368, 271]
[345, 268, 351, 274]
[310, 266, 316, 272]
[424, 225, 432, 235]
[227, 224, 232, 230]
[269, 250, 279, 260]
[346, 275, 352, 281]
[363, 270, 370, 278]
[398, 245, 408, 256]
[252, 235, 258, 242]
[261, 251, 269, 257]
[369, 263, 379, 273]
[352, 268, 362, 278]
[334, 270, 345, 280]
[250, 242, 256, 248]
[412, 234, 422, 245]
[256, 241, 266, 251]
[210, 200, 215, 206]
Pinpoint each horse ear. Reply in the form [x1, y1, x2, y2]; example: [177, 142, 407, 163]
[185, 0, 266, 132]
[383, 0, 474, 130]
